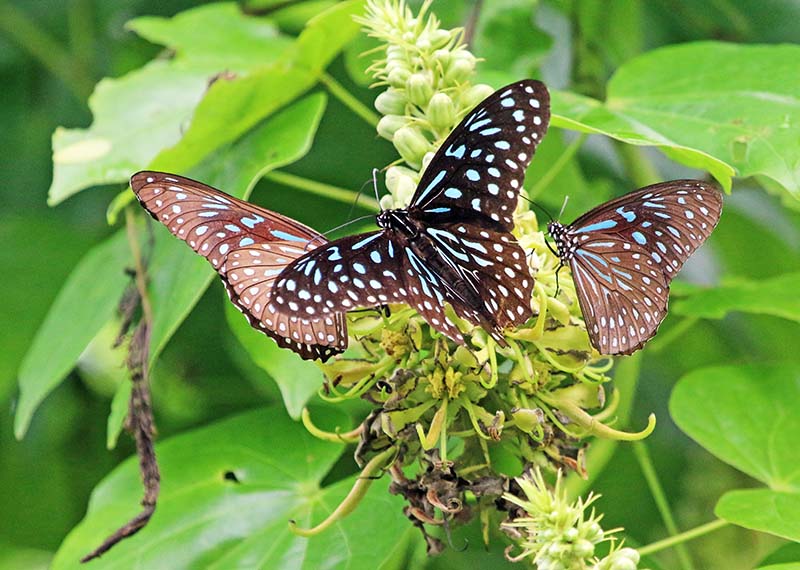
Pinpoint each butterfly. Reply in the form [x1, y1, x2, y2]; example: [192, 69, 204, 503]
[130, 171, 347, 361]
[548, 180, 723, 355]
[268, 80, 551, 347]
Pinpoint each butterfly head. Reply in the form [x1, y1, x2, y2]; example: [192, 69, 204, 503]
[377, 208, 417, 236]
[547, 221, 573, 261]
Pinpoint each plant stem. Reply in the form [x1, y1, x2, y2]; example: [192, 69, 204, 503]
[616, 142, 661, 188]
[0, 1, 94, 101]
[638, 519, 730, 557]
[263, 170, 380, 211]
[527, 133, 587, 200]
[633, 441, 695, 570]
[320, 72, 380, 128]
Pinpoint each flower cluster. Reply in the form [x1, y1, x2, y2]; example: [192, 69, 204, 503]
[303, 0, 652, 564]
[502, 469, 642, 569]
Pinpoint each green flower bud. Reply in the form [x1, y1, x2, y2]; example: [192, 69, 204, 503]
[375, 89, 407, 115]
[432, 48, 451, 69]
[573, 538, 594, 557]
[406, 72, 434, 107]
[460, 83, 496, 110]
[428, 29, 453, 49]
[427, 92, 456, 131]
[385, 166, 418, 205]
[377, 114, 407, 140]
[564, 527, 579, 542]
[617, 548, 640, 563]
[387, 66, 411, 88]
[393, 126, 430, 169]
[511, 407, 544, 434]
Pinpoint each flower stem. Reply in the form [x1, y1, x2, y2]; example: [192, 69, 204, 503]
[633, 440, 696, 570]
[638, 519, 730, 557]
[262, 170, 380, 211]
[320, 72, 381, 128]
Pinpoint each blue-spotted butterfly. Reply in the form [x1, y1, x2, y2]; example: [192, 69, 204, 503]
[548, 180, 723, 355]
[269, 80, 550, 347]
[130, 171, 347, 361]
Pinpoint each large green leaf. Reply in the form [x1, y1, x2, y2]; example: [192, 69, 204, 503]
[672, 272, 800, 322]
[554, 42, 800, 197]
[49, 3, 291, 205]
[149, 0, 364, 174]
[224, 298, 323, 419]
[52, 406, 410, 569]
[671, 364, 800, 540]
[716, 490, 800, 542]
[14, 230, 132, 439]
[671, 364, 800, 490]
[145, 93, 327, 365]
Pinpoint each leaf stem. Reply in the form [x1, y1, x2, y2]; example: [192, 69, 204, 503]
[263, 170, 380, 211]
[633, 441, 695, 570]
[527, 133, 587, 200]
[638, 519, 730, 557]
[0, 1, 94, 101]
[616, 142, 661, 188]
[320, 72, 380, 128]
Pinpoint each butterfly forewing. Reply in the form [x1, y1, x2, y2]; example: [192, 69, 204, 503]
[131, 171, 347, 360]
[410, 80, 550, 229]
[555, 180, 723, 355]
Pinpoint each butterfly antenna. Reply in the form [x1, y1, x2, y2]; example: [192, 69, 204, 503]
[346, 176, 379, 221]
[305, 213, 376, 250]
[518, 193, 555, 223]
[372, 168, 382, 207]
[558, 195, 570, 219]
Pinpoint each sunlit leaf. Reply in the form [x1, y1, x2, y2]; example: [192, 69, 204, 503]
[52, 406, 410, 569]
[672, 272, 800, 322]
[554, 42, 800, 197]
[49, 3, 291, 205]
[671, 363, 800, 490]
[716, 489, 800, 542]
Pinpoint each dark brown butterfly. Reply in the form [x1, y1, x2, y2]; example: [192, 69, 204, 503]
[548, 180, 723, 355]
[131, 171, 347, 361]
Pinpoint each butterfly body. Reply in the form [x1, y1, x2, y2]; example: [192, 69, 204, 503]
[550, 180, 723, 355]
[270, 80, 552, 346]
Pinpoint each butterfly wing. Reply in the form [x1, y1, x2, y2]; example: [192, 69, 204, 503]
[562, 180, 723, 355]
[131, 171, 347, 361]
[409, 79, 550, 229]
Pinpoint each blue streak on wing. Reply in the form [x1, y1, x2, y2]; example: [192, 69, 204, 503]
[351, 233, 382, 250]
[270, 229, 307, 242]
[574, 219, 618, 233]
[414, 169, 447, 205]
[615, 206, 636, 222]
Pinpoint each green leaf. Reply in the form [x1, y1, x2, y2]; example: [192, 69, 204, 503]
[716, 489, 800, 542]
[146, 93, 327, 365]
[150, 0, 364, 174]
[759, 542, 800, 569]
[128, 3, 291, 70]
[224, 297, 324, 419]
[672, 272, 800, 322]
[106, 379, 132, 450]
[52, 406, 410, 569]
[49, 3, 291, 205]
[670, 363, 800, 491]
[554, 42, 800, 197]
[15, 230, 132, 439]
[0, 542, 51, 570]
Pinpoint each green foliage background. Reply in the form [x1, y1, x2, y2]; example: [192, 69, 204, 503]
[2, 1, 800, 569]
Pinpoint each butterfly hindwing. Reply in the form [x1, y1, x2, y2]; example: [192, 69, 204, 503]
[554, 180, 723, 355]
[410, 80, 550, 229]
[131, 171, 347, 361]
